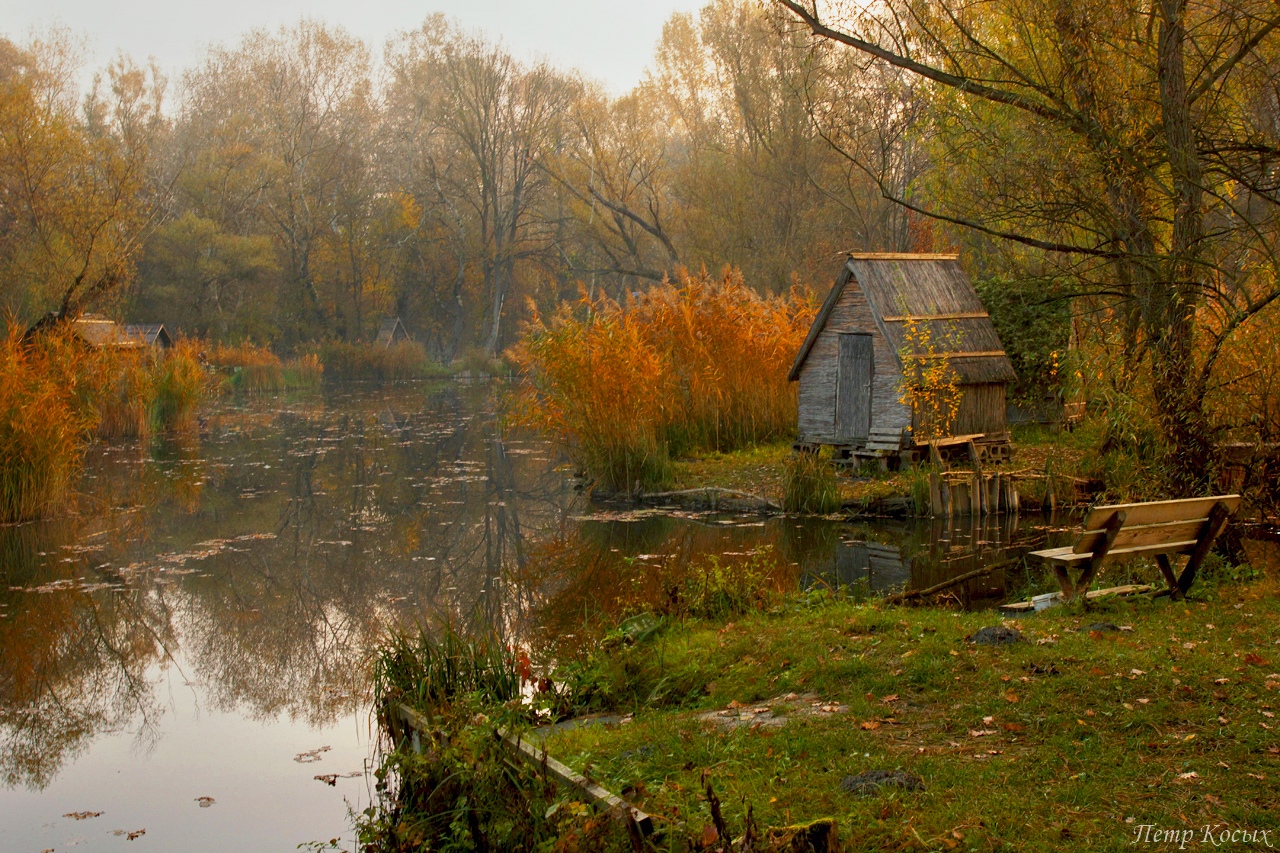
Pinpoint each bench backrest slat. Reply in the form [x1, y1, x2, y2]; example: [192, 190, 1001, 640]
[1072, 495, 1240, 555]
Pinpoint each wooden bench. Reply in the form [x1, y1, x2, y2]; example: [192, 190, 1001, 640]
[1029, 495, 1240, 602]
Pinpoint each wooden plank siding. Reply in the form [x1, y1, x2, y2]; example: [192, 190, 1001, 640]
[797, 268, 909, 445]
[793, 255, 1014, 448]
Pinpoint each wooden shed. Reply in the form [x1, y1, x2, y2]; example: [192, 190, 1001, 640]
[375, 318, 410, 349]
[70, 315, 144, 350]
[122, 324, 173, 349]
[788, 253, 1015, 458]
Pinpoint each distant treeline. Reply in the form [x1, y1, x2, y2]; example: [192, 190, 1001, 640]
[6, 0, 1280, 493]
[0, 3, 921, 365]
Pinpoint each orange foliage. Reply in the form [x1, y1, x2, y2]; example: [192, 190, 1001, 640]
[509, 267, 815, 491]
[0, 331, 99, 522]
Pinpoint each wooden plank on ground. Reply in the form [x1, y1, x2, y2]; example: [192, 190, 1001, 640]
[394, 704, 654, 837]
[998, 584, 1153, 614]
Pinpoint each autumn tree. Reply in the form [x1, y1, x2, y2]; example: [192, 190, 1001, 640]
[777, 0, 1280, 490]
[176, 21, 379, 345]
[0, 35, 163, 332]
[386, 18, 578, 357]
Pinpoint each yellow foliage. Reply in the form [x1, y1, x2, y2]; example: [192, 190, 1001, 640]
[897, 318, 962, 442]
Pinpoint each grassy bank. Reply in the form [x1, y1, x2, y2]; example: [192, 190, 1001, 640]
[369, 560, 1280, 852]
[647, 423, 1105, 516]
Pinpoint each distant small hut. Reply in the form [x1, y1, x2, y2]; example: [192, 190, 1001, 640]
[788, 253, 1015, 461]
[71, 315, 144, 350]
[122, 324, 173, 349]
[375, 318, 410, 349]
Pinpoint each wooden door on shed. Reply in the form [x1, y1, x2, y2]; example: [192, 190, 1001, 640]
[836, 333, 873, 442]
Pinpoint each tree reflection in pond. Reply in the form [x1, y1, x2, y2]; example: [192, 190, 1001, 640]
[0, 381, 1062, 849]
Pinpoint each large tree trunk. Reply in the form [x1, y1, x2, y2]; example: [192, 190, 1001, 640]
[1150, 0, 1214, 493]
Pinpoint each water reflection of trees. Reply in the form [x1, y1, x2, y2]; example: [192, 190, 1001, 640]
[0, 519, 175, 789]
[5, 382, 1059, 795]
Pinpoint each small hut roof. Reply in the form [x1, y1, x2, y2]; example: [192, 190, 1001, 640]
[72, 316, 143, 349]
[122, 324, 171, 347]
[375, 318, 408, 348]
[788, 253, 1016, 384]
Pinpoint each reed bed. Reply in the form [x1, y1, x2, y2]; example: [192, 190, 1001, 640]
[94, 352, 155, 440]
[510, 267, 815, 492]
[151, 339, 210, 429]
[208, 341, 321, 392]
[0, 332, 96, 523]
[320, 340, 438, 381]
[781, 449, 841, 514]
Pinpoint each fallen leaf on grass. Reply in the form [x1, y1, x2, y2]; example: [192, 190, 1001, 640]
[1215, 678, 1230, 685]
[1177, 772, 1199, 780]
[1004, 690, 1019, 704]
[982, 715, 994, 724]
[700, 824, 718, 847]
[968, 729, 997, 738]
[64, 811, 102, 820]
[1001, 723, 1024, 732]
[882, 694, 899, 703]
[1244, 653, 1268, 666]
[861, 720, 882, 730]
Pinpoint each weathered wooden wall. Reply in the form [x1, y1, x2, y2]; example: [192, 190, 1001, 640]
[912, 382, 1007, 437]
[797, 264, 910, 445]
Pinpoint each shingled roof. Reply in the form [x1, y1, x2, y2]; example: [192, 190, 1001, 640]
[788, 253, 1016, 385]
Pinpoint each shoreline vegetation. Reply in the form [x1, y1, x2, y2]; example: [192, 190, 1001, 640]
[0, 328, 458, 526]
[362, 547, 1280, 852]
[0, 331, 209, 523]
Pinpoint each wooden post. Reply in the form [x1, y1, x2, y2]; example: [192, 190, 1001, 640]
[1177, 501, 1232, 595]
[929, 470, 943, 517]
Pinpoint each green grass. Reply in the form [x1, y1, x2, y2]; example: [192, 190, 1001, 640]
[540, 576, 1280, 851]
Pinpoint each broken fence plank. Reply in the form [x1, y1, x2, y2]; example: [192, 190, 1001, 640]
[394, 703, 653, 837]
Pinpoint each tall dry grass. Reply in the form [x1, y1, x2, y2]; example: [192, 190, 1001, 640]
[0, 332, 97, 523]
[208, 341, 284, 392]
[510, 266, 814, 491]
[208, 342, 321, 392]
[151, 339, 211, 429]
[320, 340, 438, 381]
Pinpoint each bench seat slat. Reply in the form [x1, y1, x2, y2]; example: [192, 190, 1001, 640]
[1073, 518, 1210, 555]
[1030, 540, 1201, 566]
[1080, 495, 1240, 531]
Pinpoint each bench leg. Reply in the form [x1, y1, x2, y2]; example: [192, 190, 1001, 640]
[1051, 564, 1074, 600]
[1178, 502, 1231, 596]
[1155, 553, 1181, 601]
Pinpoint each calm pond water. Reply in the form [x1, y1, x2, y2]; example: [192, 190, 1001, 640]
[1, 381, 1067, 852]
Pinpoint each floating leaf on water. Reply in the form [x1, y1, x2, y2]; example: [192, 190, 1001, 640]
[294, 746, 331, 763]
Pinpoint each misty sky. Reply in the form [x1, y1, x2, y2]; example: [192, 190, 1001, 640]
[0, 0, 705, 92]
